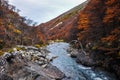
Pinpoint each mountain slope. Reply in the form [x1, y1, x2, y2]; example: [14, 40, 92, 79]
[37, 1, 88, 41]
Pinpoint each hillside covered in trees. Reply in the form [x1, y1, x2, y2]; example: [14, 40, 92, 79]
[37, 1, 88, 41]
[0, 0, 45, 50]
[77, 0, 120, 79]
[78, 0, 120, 52]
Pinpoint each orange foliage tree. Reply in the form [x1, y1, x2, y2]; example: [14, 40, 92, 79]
[102, 0, 120, 48]
[77, 0, 120, 49]
[77, 0, 105, 44]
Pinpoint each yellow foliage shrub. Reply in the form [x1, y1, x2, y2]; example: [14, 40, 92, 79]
[16, 47, 25, 51]
[0, 50, 4, 56]
[34, 44, 41, 48]
[8, 48, 14, 53]
[16, 47, 21, 51]
[13, 29, 21, 34]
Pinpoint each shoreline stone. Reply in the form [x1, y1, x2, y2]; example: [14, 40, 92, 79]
[0, 46, 65, 80]
[67, 46, 119, 79]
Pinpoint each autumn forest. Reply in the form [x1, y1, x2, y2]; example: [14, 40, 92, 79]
[0, 0, 120, 79]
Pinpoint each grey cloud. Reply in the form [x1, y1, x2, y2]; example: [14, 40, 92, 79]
[9, 0, 86, 24]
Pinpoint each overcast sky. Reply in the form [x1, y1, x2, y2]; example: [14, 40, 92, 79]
[9, 0, 86, 24]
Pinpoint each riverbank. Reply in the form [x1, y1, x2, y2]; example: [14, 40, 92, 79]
[47, 42, 117, 80]
[0, 45, 65, 80]
[67, 45, 119, 80]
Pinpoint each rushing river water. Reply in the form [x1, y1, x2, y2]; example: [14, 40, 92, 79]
[46, 42, 117, 80]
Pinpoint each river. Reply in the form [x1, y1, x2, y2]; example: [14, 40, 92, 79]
[46, 42, 117, 80]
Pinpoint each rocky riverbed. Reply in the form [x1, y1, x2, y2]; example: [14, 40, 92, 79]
[0, 42, 118, 80]
[0, 45, 65, 80]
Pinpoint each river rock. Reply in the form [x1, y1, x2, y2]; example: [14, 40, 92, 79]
[67, 47, 96, 66]
[67, 47, 79, 58]
[0, 74, 13, 80]
[76, 51, 97, 66]
[0, 45, 65, 80]
[43, 64, 65, 79]
[67, 47, 104, 67]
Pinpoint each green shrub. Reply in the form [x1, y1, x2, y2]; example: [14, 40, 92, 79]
[20, 47, 26, 50]
[55, 39, 64, 42]
[34, 44, 41, 48]
[8, 48, 14, 53]
[15, 46, 26, 51]
[92, 46, 97, 50]
[16, 47, 21, 51]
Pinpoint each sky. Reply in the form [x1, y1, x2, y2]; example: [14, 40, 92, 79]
[9, 0, 86, 24]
